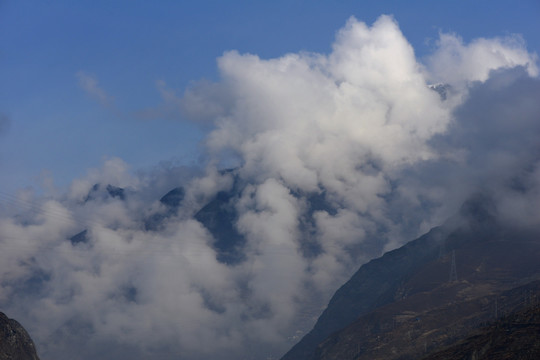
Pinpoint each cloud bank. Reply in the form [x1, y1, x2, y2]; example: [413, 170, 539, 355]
[1, 15, 539, 360]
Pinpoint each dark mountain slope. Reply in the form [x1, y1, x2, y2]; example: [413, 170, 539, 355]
[144, 186, 185, 231]
[282, 225, 448, 360]
[193, 173, 339, 265]
[281, 195, 540, 360]
[194, 187, 247, 265]
[0, 312, 40, 360]
[421, 296, 540, 360]
[314, 280, 540, 360]
[84, 183, 126, 202]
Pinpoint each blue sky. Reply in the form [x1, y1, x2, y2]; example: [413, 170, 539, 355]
[1, 0, 539, 194]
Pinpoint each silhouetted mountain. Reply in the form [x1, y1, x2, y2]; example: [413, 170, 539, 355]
[294, 190, 338, 258]
[70, 229, 88, 245]
[194, 186, 247, 265]
[70, 184, 129, 243]
[193, 173, 339, 265]
[105, 185, 125, 200]
[84, 183, 126, 202]
[144, 186, 185, 231]
[159, 187, 185, 209]
[282, 195, 540, 360]
[0, 312, 40, 360]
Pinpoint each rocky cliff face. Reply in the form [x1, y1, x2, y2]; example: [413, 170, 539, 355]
[0, 312, 40, 360]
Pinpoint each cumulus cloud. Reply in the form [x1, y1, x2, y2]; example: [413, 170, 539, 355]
[428, 66, 540, 226]
[426, 32, 538, 86]
[1, 15, 539, 360]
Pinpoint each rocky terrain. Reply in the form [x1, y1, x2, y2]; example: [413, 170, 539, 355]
[0, 312, 39, 360]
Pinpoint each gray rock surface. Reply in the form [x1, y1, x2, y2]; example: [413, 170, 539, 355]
[0, 312, 40, 360]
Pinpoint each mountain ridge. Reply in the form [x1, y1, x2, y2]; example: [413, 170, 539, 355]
[281, 195, 540, 360]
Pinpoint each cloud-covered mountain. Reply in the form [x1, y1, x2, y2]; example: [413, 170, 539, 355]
[0, 15, 539, 360]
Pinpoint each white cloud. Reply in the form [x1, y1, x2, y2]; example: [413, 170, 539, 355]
[76, 71, 114, 107]
[426, 33, 538, 86]
[1, 15, 539, 360]
[207, 16, 451, 204]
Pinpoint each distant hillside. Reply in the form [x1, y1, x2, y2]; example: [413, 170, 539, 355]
[282, 195, 540, 360]
[0, 312, 40, 360]
[314, 281, 540, 360]
[422, 300, 540, 360]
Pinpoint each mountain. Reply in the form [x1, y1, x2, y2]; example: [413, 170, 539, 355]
[0, 312, 40, 360]
[193, 171, 339, 264]
[314, 280, 540, 360]
[144, 186, 185, 231]
[281, 195, 540, 360]
[84, 183, 126, 202]
[73, 175, 340, 266]
[421, 297, 540, 360]
[194, 183, 247, 265]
